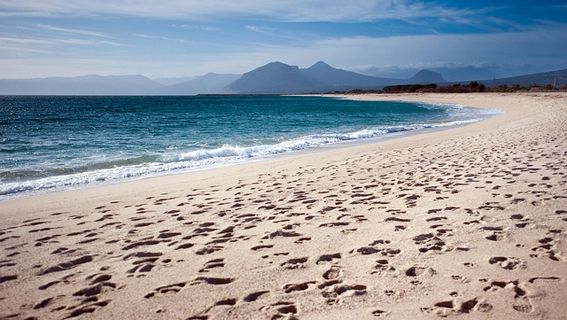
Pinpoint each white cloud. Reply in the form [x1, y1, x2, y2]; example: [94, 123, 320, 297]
[0, 36, 53, 45]
[0, 0, 481, 22]
[0, 45, 58, 55]
[133, 33, 208, 45]
[0, 36, 127, 47]
[37, 24, 110, 38]
[134, 33, 188, 43]
[175, 24, 218, 32]
[0, 10, 54, 17]
[57, 38, 127, 47]
[244, 25, 273, 33]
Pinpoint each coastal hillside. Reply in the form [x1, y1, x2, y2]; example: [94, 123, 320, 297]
[0, 64, 565, 95]
[407, 69, 446, 84]
[226, 62, 329, 94]
[225, 61, 448, 94]
[0, 75, 161, 95]
[482, 68, 567, 87]
[360, 65, 500, 82]
[153, 76, 198, 86]
[155, 73, 240, 95]
[302, 61, 397, 88]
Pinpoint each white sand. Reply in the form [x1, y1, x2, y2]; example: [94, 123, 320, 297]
[1, 92, 566, 320]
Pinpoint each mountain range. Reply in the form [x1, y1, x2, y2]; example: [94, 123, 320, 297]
[479, 69, 567, 87]
[0, 61, 565, 95]
[156, 73, 240, 95]
[0, 75, 160, 95]
[227, 61, 447, 94]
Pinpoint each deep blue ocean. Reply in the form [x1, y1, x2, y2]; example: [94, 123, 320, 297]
[0, 95, 497, 198]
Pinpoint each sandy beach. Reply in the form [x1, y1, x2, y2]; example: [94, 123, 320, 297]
[1, 92, 566, 319]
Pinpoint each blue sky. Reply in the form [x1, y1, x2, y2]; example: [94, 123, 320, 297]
[1, 0, 566, 78]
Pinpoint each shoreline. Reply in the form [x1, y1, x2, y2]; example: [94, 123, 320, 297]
[1, 92, 566, 320]
[0, 96, 496, 202]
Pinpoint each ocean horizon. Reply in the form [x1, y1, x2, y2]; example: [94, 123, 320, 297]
[0, 95, 497, 199]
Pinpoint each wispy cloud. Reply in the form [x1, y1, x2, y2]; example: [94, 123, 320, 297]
[57, 38, 128, 47]
[175, 24, 218, 32]
[37, 24, 110, 38]
[0, 10, 54, 17]
[0, 36, 53, 45]
[0, 45, 61, 55]
[244, 25, 273, 33]
[133, 33, 188, 43]
[0, 36, 127, 47]
[0, 0, 486, 22]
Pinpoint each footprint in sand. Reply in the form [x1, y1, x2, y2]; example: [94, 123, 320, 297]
[421, 297, 491, 316]
[281, 257, 308, 270]
[372, 259, 396, 274]
[316, 253, 341, 264]
[488, 256, 526, 270]
[260, 301, 298, 318]
[199, 258, 225, 273]
[405, 265, 436, 277]
[144, 282, 187, 299]
[321, 283, 367, 304]
[283, 281, 316, 293]
[323, 265, 342, 280]
[38, 255, 94, 275]
[243, 290, 270, 302]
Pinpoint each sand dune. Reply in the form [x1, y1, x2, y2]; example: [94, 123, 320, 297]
[1, 93, 566, 319]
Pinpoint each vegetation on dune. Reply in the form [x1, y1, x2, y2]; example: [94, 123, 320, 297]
[326, 81, 566, 94]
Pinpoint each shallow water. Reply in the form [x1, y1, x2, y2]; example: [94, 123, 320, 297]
[0, 95, 497, 198]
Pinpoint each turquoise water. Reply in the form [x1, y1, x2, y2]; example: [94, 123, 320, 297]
[0, 95, 496, 198]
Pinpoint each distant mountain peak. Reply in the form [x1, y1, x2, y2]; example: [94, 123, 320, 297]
[302, 61, 395, 88]
[310, 61, 333, 69]
[5, 61, 565, 96]
[408, 69, 446, 84]
[227, 61, 325, 94]
[246, 61, 300, 73]
[414, 69, 439, 75]
[266, 61, 293, 67]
